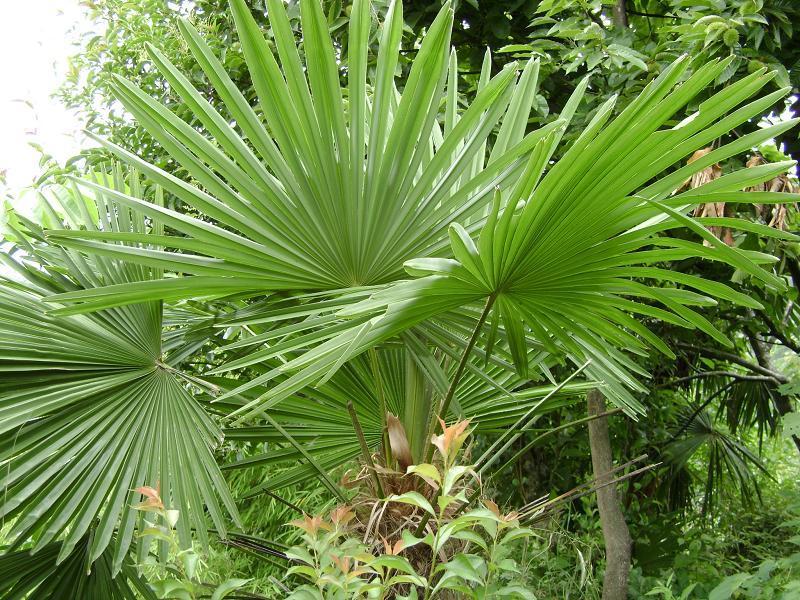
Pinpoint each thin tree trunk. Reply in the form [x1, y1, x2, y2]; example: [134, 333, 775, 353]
[587, 388, 631, 600]
[612, 0, 628, 29]
[775, 260, 800, 452]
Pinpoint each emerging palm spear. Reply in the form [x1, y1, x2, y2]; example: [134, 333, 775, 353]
[1, 0, 798, 587]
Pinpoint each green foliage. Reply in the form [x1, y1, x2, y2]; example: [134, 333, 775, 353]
[46, 0, 799, 425]
[506, 0, 799, 131]
[132, 486, 252, 600]
[283, 421, 536, 599]
[627, 449, 800, 598]
[644, 573, 698, 600]
[0, 534, 156, 599]
[641, 521, 800, 599]
[59, 0, 249, 169]
[2, 0, 800, 597]
[0, 170, 239, 569]
[60, 0, 799, 171]
[706, 547, 800, 599]
[240, 53, 798, 422]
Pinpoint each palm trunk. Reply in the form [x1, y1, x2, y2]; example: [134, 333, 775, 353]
[587, 388, 631, 600]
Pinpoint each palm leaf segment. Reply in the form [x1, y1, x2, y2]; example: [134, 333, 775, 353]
[0, 533, 156, 600]
[219, 56, 799, 419]
[215, 348, 595, 493]
[46, 0, 544, 309]
[0, 171, 239, 572]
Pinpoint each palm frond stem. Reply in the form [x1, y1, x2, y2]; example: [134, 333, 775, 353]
[423, 294, 497, 464]
[347, 400, 385, 497]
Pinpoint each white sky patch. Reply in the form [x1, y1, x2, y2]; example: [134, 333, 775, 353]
[0, 0, 89, 192]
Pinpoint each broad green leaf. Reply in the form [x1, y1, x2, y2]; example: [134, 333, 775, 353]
[388, 492, 436, 516]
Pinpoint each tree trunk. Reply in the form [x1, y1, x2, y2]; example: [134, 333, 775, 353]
[612, 0, 628, 29]
[587, 389, 631, 600]
[776, 260, 800, 452]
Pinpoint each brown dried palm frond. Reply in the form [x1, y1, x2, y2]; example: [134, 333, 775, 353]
[681, 147, 732, 245]
[746, 153, 797, 231]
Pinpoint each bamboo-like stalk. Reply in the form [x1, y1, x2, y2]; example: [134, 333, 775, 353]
[454, 404, 620, 518]
[493, 408, 623, 478]
[264, 414, 346, 502]
[474, 360, 592, 472]
[368, 348, 390, 463]
[520, 455, 655, 521]
[414, 296, 496, 539]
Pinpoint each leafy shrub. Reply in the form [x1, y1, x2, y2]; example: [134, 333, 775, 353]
[630, 467, 800, 599]
[283, 420, 536, 599]
[133, 485, 251, 600]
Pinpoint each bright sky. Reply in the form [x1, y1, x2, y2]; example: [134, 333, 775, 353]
[0, 0, 89, 192]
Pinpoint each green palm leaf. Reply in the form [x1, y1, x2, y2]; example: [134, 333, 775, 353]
[45, 0, 545, 312]
[0, 534, 156, 600]
[26, 1, 798, 463]
[0, 170, 239, 571]
[665, 409, 769, 514]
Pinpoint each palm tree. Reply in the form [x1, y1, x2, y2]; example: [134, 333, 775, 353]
[1, 0, 798, 590]
[190, 54, 796, 425]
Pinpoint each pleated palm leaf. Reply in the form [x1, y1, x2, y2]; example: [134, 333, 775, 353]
[665, 409, 769, 515]
[0, 170, 239, 571]
[0, 534, 156, 600]
[37, 0, 600, 465]
[210, 55, 799, 421]
[45, 0, 546, 310]
[31, 0, 799, 490]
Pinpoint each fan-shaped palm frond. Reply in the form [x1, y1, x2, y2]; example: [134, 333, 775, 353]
[0, 169, 239, 571]
[0, 534, 156, 600]
[44, 0, 546, 311]
[695, 372, 780, 447]
[664, 409, 769, 515]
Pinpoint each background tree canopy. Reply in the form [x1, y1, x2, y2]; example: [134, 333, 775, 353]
[1, 0, 799, 598]
[58, 0, 800, 167]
